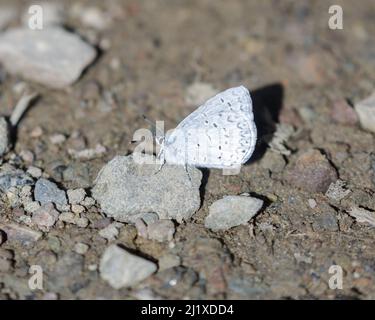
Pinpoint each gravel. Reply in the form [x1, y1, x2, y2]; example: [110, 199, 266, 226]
[0, 165, 34, 192]
[205, 195, 264, 231]
[99, 244, 157, 289]
[92, 155, 202, 223]
[0, 27, 97, 88]
[34, 178, 67, 206]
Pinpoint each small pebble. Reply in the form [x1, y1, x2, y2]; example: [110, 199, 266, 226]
[308, 199, 317, 209]
[27, 166, 42, 178]
[30, 126, 43, 138]
[24, 201, 41, 213]
[67, 188, 86, 204]
[59, 212, 76, 224]
[146, 220, 175, 242]
[80, 6, 112, 30]
[285, 149, 338, 193]
[81, 196, 96, 208]
[32, 203, 60, 229]
[19, 150, 34, 163]
[99, 244, 157, 289]
[34, 178, 67, 206]
[330, 99, 358, 126]
[98, 222, 122, 241]
[158, 254, 181, 271]
[71, 204, 85, 214]
[205, 195, 264, 231]
[49, 133, 66, 145]
[76, 217, 89, 228]
[74, 242, 89, 255]
[325, 179, 351, 201]
[355, 92, 375, 133]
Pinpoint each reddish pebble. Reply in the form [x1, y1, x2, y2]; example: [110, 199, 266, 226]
[285, 149, 338, 193]
[330, 99, 358, 126]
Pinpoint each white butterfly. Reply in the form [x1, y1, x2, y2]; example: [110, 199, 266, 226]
[157, 86, 257, 169]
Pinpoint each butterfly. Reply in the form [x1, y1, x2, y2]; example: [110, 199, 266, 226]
[157, 86, 257, 170]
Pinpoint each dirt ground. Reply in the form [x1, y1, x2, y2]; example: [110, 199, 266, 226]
[0, 0, 375, 299]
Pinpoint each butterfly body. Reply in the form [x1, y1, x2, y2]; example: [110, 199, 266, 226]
[158, 86, 257, 169]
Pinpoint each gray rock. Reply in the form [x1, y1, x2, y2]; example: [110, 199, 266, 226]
[0, 27, 96, 89]
[99, 244, 157, 289]
[92, 155, 202, 223]
[355, 92, 375, 133]
[34, 178, 67, 206]
[0, 117, 10, 157]
[205, 195, 264, 231]
[0, 165, 34, 192]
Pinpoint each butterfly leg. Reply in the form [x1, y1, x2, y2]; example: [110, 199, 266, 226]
[184, 164, 193, 184]
[154, 158, 165, 175]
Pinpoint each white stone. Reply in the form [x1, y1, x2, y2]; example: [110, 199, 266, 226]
[0, 27, 97, 89]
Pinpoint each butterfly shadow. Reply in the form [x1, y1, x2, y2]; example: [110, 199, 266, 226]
[245, 83, 284, 164]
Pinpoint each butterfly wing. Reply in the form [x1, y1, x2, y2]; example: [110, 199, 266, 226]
[163, 86, 257, 168]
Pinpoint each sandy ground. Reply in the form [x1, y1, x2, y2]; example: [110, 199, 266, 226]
[0, 0, 375, 299]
